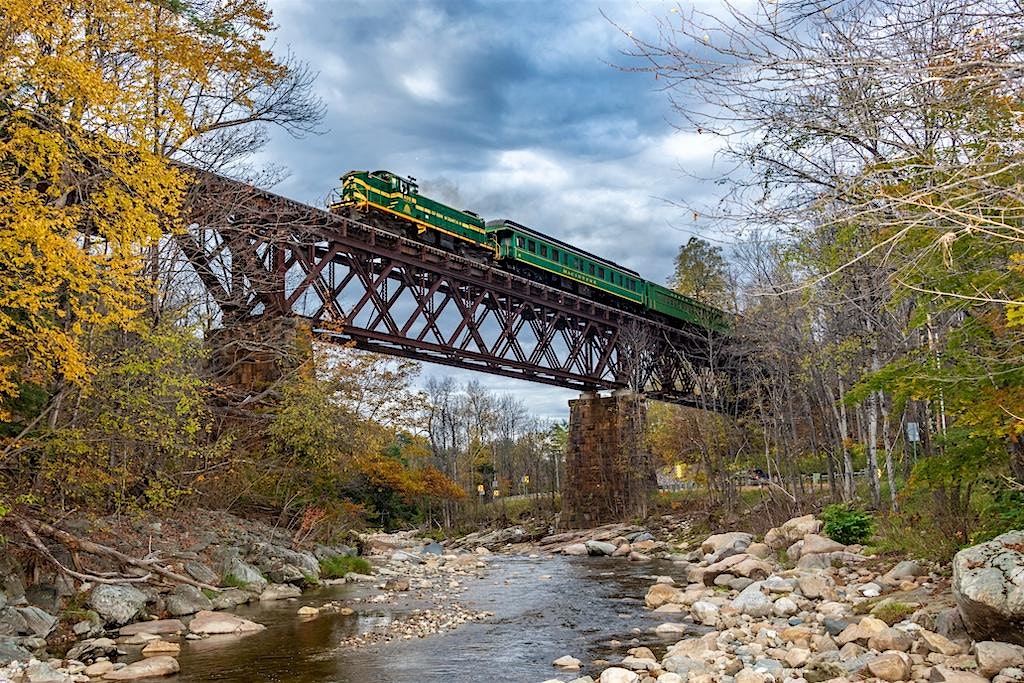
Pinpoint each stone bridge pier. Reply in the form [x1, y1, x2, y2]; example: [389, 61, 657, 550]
[561, 390, 655, 528]
[206, 318, 312, 397]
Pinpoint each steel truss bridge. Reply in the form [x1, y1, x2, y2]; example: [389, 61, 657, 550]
[180, 171, 731, 405]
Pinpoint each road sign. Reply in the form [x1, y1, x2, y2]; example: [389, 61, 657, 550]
[906, 422, 920, 443]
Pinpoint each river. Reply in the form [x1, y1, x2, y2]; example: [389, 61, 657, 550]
[170, 554, 700, 682]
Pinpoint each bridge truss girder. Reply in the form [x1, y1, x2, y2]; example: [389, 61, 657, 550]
[181, 172, 728, 405]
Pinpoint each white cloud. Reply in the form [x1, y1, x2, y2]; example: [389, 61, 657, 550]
[400, 69, 449, 103]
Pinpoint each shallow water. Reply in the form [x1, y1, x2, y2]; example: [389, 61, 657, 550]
[170, 555, 699, 683]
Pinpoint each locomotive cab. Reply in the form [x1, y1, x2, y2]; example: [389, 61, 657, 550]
[369, 170, 418, 196]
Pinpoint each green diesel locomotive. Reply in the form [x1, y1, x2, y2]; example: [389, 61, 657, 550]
[330, 169, 727, 332]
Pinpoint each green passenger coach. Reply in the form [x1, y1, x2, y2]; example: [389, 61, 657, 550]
[644, 282, 727, 332]
[486, 219, 645, 305]
[333, 170, 492, 251]
[329, 169, 730, 334]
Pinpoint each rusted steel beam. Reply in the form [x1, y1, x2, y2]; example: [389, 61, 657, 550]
[181, 170, 732, 406]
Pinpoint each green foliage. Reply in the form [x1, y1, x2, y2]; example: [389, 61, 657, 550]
[23, 321, 221, 513]
[670, 237, 729, 307]
[821, 503, 874, 545]
[971, 484, 1024, 545]
[319, 554, 371, 578]
[870, 601, 918, 626]
[221, 574, 252, 589]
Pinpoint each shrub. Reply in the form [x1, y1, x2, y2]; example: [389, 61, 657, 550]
[821, 503, 874, 545]
[319, 555, 371, 579]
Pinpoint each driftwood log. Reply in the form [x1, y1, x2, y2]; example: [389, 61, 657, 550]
[14, 515, 220, 592]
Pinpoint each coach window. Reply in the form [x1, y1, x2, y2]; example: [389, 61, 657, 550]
[516, 236, 525, 248]
[551, 248, 559, 263]
[540, 245, 548, 258]
[588, 263, 595, 275]
[527, 239, 536, 253]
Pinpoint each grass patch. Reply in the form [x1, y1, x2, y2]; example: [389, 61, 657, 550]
[222, 573, 251, 589]
[319, 554, 371, 579]
[870, 600, 919, 625]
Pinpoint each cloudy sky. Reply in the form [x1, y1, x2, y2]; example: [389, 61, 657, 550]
[258, 0, 728, 420]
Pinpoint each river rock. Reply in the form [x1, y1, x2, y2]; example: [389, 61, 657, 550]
[84, 662, 115, 677]
[166, 584, 213, 616]
[765, 515, 822, 550]
[919, 629, 967, 656]
[772, 596, 798, 617]
[868, 626, 915, 652]
[785, 647, 811, 668]
[120, 619, 186, 635]
[801, 533, 847, 555]
[883, 559, 926, 583]
[952, 530, 1024, 645]
[211, 588, 251, 610]
[976, 641, 1024, 677]
[841, 616, 888, 643]
[586, 540, 618, 556]
[731, 581, 773, 617]
[930, 665, 991, 683]
[248, 542, 320, 580]
[141, 639, 181, 657]
[646, 584, 679, 608]
[259, 583, 301, 601]
[89, 584, 148, 626]
[17, 606, 57, 637]
[865, 652, 912, 682]
[188, 610, 265, 634]
[691, 600, 720, 626]
[66, 637, 117, 660]
[701, 532, 753, 557]
[554, 655, 583, 669]
[0, 641, 30, 665]
[600, 668, 639, 683]
[221, 557, 267, 590]
[184, 561, 219, 586]
[23, 661, 70, 683]
[564, 543, 589, 556]
[384, 578, 410, 592]
[102, 655, 179, 679]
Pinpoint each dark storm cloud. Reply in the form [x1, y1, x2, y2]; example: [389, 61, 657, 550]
[261, 0, 728, 418]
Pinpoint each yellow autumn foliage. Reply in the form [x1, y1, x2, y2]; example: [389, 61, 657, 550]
[0, 0, 285, 418]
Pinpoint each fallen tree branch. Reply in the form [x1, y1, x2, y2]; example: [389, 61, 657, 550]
[16, 518, 152, 585]
[15, 515, 221, 592]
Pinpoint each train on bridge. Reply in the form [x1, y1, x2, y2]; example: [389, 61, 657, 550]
[330, 170, 727, 332]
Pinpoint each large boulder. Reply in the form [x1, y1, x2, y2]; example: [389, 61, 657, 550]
[585, 540, 618, 556]
[764, 514, 822, 550]
[89, 584, 148, 626]
[0, 640, 31, 665]
[701, 532, 753, 557]
[730, 580, 773, 618]
[188, 610, 264, 634]
[952, 530, 1024, 645]
[165, 584, 213, 616]
[247, 543, 320, 585]
[17, 606, 56, 637]
[644, 583, 679, 609]
[119, 619, 186, 636]
[976, 641, 1024, 678]
[801, 533, 847, 555]
[220, 557, 267, 591]
[102, 655, 179, 679]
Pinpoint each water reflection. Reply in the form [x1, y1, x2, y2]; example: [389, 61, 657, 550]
[171, 555, 700, 683]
